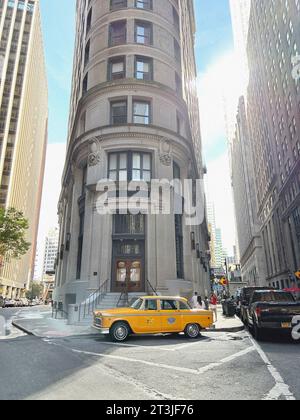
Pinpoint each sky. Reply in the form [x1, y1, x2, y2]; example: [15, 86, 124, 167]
[195, 1, 238, 259]
[36, 0, 237, 277]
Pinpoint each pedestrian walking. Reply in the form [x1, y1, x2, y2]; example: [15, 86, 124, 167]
[197, 295, 204, 309]
[210, 293, 218, 322]
[204, 296, 209, 311]
[190, 292, 199, 309]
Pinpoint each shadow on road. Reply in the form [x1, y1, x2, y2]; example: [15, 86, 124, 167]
[248, 329, 300, 345]
[0, 334, 123, 400]
[1, 331, 212, 400]
[71, 332, 208, 346]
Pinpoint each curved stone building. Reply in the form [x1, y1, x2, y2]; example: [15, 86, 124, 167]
[54, 0, 210, 310]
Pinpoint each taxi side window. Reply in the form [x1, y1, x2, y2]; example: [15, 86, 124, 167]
[160, 300, 177, 310]
[145, 300, 157, 311]
[179, 301, 189, 310]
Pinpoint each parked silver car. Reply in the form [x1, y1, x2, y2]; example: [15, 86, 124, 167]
[14, 299, 23, 307]
[4, 299, 16, 308]
[19, 298, 29, 307]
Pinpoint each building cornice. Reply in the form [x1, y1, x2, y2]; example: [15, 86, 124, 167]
[62, 126, 195, 187]
[240, 235, 264, 267]
[68, 78, 189, 145]
[84, 44, 182, 76]
[86, 8, 181, 47]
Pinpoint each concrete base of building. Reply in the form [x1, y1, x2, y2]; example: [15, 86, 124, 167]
[53, 278, 207, 314]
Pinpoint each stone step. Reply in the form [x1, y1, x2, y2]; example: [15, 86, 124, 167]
[100, 298, 120, 302]
[99, 294, 145, 302]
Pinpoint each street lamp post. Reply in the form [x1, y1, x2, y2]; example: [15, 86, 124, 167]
[31, 282, 34, 303]
[224, 258, 230, 297]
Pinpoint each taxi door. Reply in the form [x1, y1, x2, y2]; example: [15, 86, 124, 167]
[159, 299, 182, 332]
[133, 299, 162, 333]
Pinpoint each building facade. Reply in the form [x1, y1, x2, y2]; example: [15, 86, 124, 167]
[229, 0, 251, 100]
[42, 227, 59, 275]
[230, 97, 266, 286]
[224, 1, 252, 267]
[54, 0, 210, 310]
[206, 200, 217, 268]
[215, 228, 226, 269]
[0, 0, 48, 299]
[246, 0, 300, 289]
[206, 199, 227, 270]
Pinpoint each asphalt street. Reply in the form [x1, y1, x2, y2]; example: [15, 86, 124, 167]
[0, 307, 299, 400]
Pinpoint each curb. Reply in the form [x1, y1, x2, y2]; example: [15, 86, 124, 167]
[206, 325, 245, 333]
[12, 320, 35, 337]
[12, 320, 98, 339]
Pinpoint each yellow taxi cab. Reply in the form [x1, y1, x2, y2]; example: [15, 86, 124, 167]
[93, 296, 214, 342]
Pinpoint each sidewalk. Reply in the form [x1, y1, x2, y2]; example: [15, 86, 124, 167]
[12, 309, 97, 339]
[12, 305, 244, 338]
[207, 305, 244, 333]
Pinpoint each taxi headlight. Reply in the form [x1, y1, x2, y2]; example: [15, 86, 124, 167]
[94, 317, 102, 327]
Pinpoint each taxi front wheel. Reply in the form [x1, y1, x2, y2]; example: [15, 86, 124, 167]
[110, 322, 130, 342]
[184, 323, 201, 339]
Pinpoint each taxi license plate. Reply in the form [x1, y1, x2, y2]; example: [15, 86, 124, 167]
[281, 322, 291, 329]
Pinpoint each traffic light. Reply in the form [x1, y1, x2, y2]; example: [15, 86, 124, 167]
[295, 271, 300, 280]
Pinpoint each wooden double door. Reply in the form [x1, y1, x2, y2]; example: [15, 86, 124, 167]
[112, 240, 145, 293]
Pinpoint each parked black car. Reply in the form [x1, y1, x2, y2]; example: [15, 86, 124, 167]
[247, 290, 300, 341]
[238, 287, 277, 325]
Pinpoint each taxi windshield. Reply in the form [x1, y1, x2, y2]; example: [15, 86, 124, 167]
[130, 298, 143, 310]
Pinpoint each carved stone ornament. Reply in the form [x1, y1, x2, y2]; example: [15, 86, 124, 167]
[88, 137, 102, 167]
[159, 138, 172, 167]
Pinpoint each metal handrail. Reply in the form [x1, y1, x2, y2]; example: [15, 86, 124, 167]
[146, 279, 158, 296]
[117, 289, 129, 308]
[52, 308, 68, 320]
[78, 279, 109, 322]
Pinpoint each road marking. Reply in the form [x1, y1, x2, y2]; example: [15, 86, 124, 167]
[220, 346, 255, 364]
[98, 341, 176, 352]
[175, 338, 211, 350]
[93, 362, 182, 400]
[263, 383, 295, 401]
[248, 335, 296, 401]
[197, 347, 256, 374]
[15, 311, 52, 320]
[72, 349, 198, 375]
[98, 338, 211, 352]
[70, 345, 256, 376]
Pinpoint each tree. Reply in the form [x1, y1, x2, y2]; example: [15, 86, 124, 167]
[0, 207, 30, 265]
[26, 282, 43, 300]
